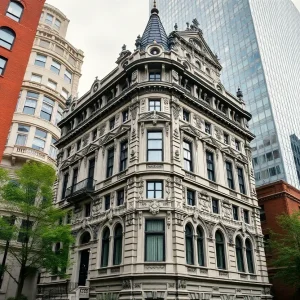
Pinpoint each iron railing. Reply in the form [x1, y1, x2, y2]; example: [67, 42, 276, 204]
[65, 178, 95, 197]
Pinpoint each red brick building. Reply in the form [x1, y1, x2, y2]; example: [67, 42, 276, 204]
[257, 180, 300, 300]
[0, 0, 45, 160]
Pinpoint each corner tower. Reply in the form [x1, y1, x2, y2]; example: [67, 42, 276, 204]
[38, 4, 271, 300]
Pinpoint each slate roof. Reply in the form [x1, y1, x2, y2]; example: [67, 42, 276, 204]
[140, 6, 169, 51]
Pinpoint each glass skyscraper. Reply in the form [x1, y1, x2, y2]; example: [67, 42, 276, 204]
[154, 0, 300, 188]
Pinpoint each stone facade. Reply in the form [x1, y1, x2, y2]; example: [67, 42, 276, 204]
[38, 8, 271, 300]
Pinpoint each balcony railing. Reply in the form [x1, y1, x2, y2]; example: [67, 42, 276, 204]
[65, 178, 95, 198]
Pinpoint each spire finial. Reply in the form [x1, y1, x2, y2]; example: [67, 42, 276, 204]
[151, 0, 159, 14]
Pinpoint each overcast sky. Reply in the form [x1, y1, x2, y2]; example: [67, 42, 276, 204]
[46, 0, 300, 97]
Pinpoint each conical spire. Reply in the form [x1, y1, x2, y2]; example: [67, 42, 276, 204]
[140, 0, 169, 50]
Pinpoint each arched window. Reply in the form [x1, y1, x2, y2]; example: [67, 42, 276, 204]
[215, 230, 226, 269]
[235, 236, 245, 272]
[185, 224, 194, 265]
[6, 1, 24, 22]
[80, 232, 91, 245]
[113, 224, 123, 265]
[101, 228, 110, 267]
[246, 239, 254, 273]
[197, 226, 205, 266]
[0, 27, 16, 50]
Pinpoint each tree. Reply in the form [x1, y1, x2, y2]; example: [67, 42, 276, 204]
[269, 211, 300, 289]
[0, 162, 74, 299]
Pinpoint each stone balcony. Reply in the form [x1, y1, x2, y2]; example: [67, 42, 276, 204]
[3, 146, 56, 166]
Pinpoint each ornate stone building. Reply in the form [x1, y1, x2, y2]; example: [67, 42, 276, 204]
[38, 5, 271, 300]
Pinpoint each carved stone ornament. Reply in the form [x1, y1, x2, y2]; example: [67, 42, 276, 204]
[149, 200, 160, 215]
[193, 211, 199, 223]
[92, 198, 102, 215]
[165, 122, 169, 136]
[204, 221, 215, 239]
[172, 70, 179, 81]
[138, 178, 144, 200]
[106, 209, 113, 224]
[172, 103, 181, 120]
[193, 115, 203, 129]
[164, 98, 169, 112]
[225, 227, 236, 245]
[131, 70, 138, 82]
[222, 201, 232, 219]
[122, 279, 132, 290]
[174, 177, 182, 187]
[198, 191, 210, 213]
[178, 280, 187, 289]
[141, 122, 145, 136]
[167, 211, 171, 228]
[130, 104, 138, 121]
[215, 127, 222, 140]
[166, 177, 171, 200]
[174, 128, 179, 139]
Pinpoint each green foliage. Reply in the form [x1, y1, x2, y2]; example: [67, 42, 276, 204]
[0, 162, 74, 296]
[269, 211, 300, 287]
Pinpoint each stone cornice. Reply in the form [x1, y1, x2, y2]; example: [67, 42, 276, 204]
[258, 191, 300, 204]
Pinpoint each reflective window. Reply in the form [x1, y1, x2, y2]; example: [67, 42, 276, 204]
[147, 131, 163, 162]
[236, 236, 245, 272]
[23, 92, 38, 115]
[183, 141, 193, 172]
[106, 148, 114, 178]
[0, 27, 15, 50]
[6, 1, 23, 22]
[113, 225, 123, 265]
[215, 231, 226, 269]
[35, 54, 47, 67]
[120, 141, 128, 172]
[50, 60, 61, 75]
[185, 224, 194, 265]
[226, 161, 234, 189]
[149, 99, 161, 111]
[45, 14, 53, 25]
[40, 96, 54, 121]
[54, 19, 61, 30]
[145, 220, 165, 262]
[64, 69, 72, 84]
[197, 227, 205, 266]
[0, 56, 7, 75]
[187, 189, 195, 206]
[146, 181, 163, 199]
[101, 228, 110, 267]
[206, 151, 215, 181]
[31, 74, 42, 83]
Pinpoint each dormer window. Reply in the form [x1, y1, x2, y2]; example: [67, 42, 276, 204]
[150, 47, 160, 55]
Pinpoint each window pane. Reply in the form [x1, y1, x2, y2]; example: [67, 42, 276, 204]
[148, 132, 162, 139]
[148, 140, 162, 149]
[32, 138, 45, 151]
[0, 28, 15, 50]
[7, 2, 23, 22]
[148, 151, 162, 161]
[16, 134, 26, 146]
[35, 128, 47, 139]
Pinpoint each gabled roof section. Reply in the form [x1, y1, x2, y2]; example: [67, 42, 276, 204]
[173, 21, 222, 71]
[140, 1, 169, 51]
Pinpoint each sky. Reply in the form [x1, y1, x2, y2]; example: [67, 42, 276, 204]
[46, 0, 300, 97]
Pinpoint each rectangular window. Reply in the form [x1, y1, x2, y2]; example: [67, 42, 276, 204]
[64, 69, 72, 84]
[232, 205, 239, 221]
[224, 133, 229, 144]
[147, 131, 163, 162]
[147, 181, 163, 199]
[16, 134, 27, 146]
[92, 129, 97, 141]
[54, 19, 61, 30]
[260, 205, 266, 221]
[117, 189, 124, 206]
[0, 57, 8, 75]
[47, 79, 57, 90]
[17, 220, 33, 243]
[106, 148, 114, 178]
[50, 60, 61, 75]
[183, 140, 193, 172]
[205, 122, 211, 134]
[183, 109, 190, 122]
[32, 138, 45, 151]
[149, 72, 161, 81]
[237, 167, 246, 194]
[55, 105, 63, 125]
[235, 140, 241, 151]
[187, 189, 195, 206]
[85, 203, 91, 217]
[88, 158, 95, 183]
[149, 99, 161, 111]
[61, 173, 69, 199]
[72, 168, 78, 188]
[109, 118, 115, 130]
[76, 140, 81, 151]
[49, 138, 57, 159]
[206, 151, 215, 182]
[61, 89, 68, 99]
[31, 74, 42, 83]
[23, 91, 39, 115]
[105, 194, 110, 210]
[244, 210, 250, 224]
[35, 54, 47, 67]
[212, 198, 219, 214]
[226, 161, 234, 189]
[122, 109, 129, 122]
[120, 141, 128, 172]
[45, 13, 53, 25]
[40, 96, 54, 121]
[145, 220, 165, 262]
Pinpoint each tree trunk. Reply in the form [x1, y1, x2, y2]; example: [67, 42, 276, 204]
[15, 265, 26, 299]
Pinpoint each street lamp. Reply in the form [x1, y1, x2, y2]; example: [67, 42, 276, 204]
[0, 215, 16, 288]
